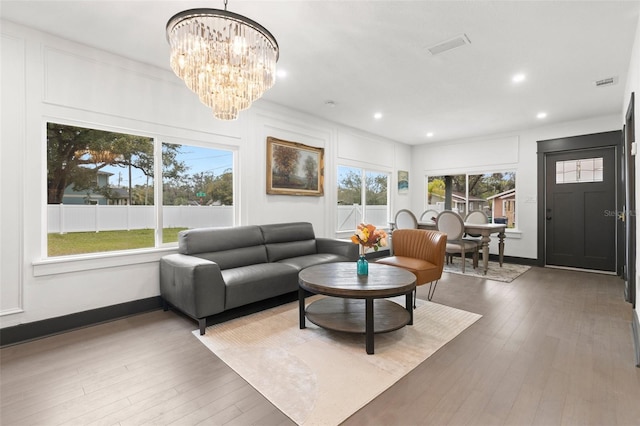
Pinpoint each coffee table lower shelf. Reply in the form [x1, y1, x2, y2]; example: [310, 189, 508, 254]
[305, 298, 411, 334]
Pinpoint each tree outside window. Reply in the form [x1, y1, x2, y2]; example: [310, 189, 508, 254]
[47, 122, 234, 257]
[337, 166, 389, 232]
[47, 123, 156, 206]
[426, 172, 516, 227]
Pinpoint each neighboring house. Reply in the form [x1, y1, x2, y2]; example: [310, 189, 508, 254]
[61, 170, 129, 205]
[108, 187, 130, 205]
[486, 188, 516, 227]
[429, 192, 488, 216]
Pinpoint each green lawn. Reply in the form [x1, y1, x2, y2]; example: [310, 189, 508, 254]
[48, 228, 187, 257]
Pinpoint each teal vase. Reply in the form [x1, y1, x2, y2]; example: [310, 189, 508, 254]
[357, 255, 368, 276]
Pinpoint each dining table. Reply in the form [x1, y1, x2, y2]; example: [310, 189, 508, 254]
[417, 221, 507, 275]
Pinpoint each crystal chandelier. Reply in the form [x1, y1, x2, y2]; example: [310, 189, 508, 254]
[166, 1, 279, 120]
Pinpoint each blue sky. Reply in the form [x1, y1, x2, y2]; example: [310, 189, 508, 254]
[101, 144, 233, 187]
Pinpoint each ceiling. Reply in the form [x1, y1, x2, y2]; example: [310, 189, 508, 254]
[1, 1, 639, 145]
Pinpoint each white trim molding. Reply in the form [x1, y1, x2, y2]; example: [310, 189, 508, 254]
[633, 309, 640, 368]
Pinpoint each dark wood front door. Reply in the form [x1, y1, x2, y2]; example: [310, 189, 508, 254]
[624, 93, 636, 307]
[545, 147, 616, 271]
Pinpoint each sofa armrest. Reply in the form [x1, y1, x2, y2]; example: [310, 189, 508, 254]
[159, 254, 226, 320]
[316, 238, 359, 261]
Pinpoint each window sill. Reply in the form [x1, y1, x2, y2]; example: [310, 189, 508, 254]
[32, 246, 178, 277]
[504, 229, 522, 239]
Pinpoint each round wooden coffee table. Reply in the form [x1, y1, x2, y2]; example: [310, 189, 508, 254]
[298, 262, 416, 354]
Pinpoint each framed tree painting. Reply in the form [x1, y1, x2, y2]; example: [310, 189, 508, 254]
[266, 137, 324, 196]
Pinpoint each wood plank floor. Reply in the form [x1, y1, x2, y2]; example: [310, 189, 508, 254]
[2, 266, 639, 425]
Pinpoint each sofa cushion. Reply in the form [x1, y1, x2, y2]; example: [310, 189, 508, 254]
[266, 240, 317, 262]
[195, 246, 268, 270]
[179, 225, 268, 269]
[261, 222, 318, 262]
[222, 263, 299, 309]
[179, 225, 264, 255]
[260, 222, 316, 243]
[278, 253, 352, 271]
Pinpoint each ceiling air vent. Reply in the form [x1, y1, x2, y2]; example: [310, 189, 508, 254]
[427, 34, 471, 56]
[594, 76, 618, 87]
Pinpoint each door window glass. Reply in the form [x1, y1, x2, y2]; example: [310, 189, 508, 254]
[555, 157, 604, 184]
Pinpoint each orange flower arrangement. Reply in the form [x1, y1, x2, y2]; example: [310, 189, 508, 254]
[351, 223, 388, 255]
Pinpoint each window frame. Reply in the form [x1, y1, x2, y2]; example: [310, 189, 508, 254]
[38, 118, 238, 274]
[336, 163, 391, 236]
[424, 168, 518, 230]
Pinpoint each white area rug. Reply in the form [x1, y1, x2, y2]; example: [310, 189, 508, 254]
[444, 259, 531, 282]
[194, 297, 481, 425]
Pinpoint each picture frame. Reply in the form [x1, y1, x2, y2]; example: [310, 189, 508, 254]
[266, 137, 324, 196]
[398, 170, 409, 194]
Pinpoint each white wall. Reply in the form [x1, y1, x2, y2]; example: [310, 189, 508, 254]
[410, 116, 621, 259]
[0, 21, 411, 328]
[0, 16, 635, 330]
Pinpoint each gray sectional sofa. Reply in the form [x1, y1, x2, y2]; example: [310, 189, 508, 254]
[160, 222, 358, 334]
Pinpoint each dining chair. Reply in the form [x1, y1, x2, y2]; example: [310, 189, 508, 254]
[419, 209, 439, 223]
[465, 210, 489, 226]
[464, 210, 488, 267]
[394, 209, 418, 229]
[464, 210, 489, 239]
[436, 210, 478, 273]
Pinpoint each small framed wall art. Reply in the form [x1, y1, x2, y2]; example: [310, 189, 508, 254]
[398, 170, 409, 194]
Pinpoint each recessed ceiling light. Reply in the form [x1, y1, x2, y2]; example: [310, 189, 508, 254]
[426, 132, 434, 138]
[374, 112, 383, 120]
[276, 69, 287, 79]
[537, 112, 547, 119]
[512, 73, 526, 83]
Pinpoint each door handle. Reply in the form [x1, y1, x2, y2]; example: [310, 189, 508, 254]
[618, 211, 626, 222]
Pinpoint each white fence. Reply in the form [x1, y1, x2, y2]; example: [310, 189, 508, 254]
[48, 204, 388, 234]
[336, 205, 388, 232]
[47, 204, 234, 233]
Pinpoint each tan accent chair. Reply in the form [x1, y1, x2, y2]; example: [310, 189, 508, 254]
[377, 229, 447, 302]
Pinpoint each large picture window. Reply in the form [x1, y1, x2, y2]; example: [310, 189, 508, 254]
[46, 122, 234, 257]
[426, 172, 516, 227]
[161, 142, 234, 236]
[337, 166, 389, 232]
